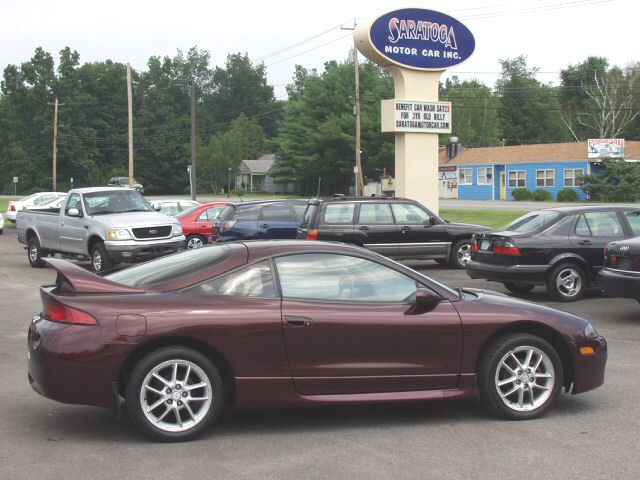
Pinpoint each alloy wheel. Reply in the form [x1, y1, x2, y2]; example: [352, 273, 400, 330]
[187, 236, 204, 249]
[139, 359, 213, 433]
[494, 346, 554, 412]
[456, 243, 471, 266]
[555, 267, 582, 298]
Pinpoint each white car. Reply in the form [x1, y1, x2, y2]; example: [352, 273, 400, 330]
[0, 212, 4, 234]
[150, 198, 200, 216]
[6, 192, 67, 222]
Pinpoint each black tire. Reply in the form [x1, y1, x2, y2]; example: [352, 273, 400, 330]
[546, 262, 586, 302]
[478, 333, 563, 420]
[90, 242, 112, 273]
[126, 347, 224, 442]
[450, 239, 472, 269]
[27, 237, 46, 268]
[504, 283, 535, 294]
[435, 259, 448, 265]
[186, 234, 207, 249]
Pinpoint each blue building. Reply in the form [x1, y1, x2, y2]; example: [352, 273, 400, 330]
[438, 141, 640, 201]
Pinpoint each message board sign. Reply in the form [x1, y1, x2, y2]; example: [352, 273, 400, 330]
[381, 99, 452, 133]
[588, 139, 625, 159]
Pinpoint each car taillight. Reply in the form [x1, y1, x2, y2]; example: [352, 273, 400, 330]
[307, 229, 319, 241]
[493, 242, 521, 256]
[471, 239, 480, 252]
[42, 295, 98, 326]
[10, 204, 16, 211]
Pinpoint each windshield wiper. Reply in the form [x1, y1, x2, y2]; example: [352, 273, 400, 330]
[120, 209, 150, 213]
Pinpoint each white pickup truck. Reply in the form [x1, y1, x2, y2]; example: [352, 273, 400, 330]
[17, 187, 185, 272]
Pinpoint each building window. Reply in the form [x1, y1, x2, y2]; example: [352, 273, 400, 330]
[477, 167, 493, 185]
[564, 169, 585, 187]
[459, 168, 473, 185]
[536, 169, 555, 187]
[508, 170, 526, 188]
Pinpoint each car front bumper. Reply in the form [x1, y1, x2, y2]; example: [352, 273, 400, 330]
[104, 236, 185, 263]
[569, 335, 608, 394]
[465, 260, 549, 285]
[598, 268, 640, 300]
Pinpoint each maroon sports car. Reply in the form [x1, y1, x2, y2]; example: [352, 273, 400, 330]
[28, 240, 607, 442]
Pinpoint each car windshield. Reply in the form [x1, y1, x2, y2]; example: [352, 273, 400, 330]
[501, 210, 562, 233]
[106, 244, 233, 287]
[175, 205, 200, 218]
[83, 190, 154, 215]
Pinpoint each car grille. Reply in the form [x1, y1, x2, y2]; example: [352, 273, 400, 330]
[132, 226, 172, 239]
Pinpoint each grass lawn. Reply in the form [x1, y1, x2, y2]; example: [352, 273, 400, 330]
[439, 209, 527, 230]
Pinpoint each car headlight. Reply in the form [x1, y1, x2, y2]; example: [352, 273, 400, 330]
[172, 224, 183, 236]
[107, 228, 132, 240]
[584, 322, 599, 338]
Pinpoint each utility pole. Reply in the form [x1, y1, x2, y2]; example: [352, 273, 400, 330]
[127, 63, 134, 187]
[342, 19, 364, 196]
[171, 78, 197, 200]
[52, 97, 59, 191]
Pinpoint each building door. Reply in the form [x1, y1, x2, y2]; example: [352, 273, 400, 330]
[500, 171, 507, 199]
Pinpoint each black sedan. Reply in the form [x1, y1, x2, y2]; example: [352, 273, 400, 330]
[599, 236, 640, 301]
[466, 206, 640, 301]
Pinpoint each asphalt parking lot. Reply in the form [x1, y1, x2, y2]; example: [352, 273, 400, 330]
[1, 230, 639, 480]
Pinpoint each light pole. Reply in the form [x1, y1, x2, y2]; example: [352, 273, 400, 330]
[171, 78, 197, 200]
[227, 167, 232, 198]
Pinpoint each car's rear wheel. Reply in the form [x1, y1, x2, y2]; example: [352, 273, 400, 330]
[186, 234, 206, 249]
[90, 242, 111, 272]
[450, 239, 472, 269]
[547, 263, 586, 301]
[27, 237, 46, 268]
[126, 347, 224, 442]
[478, 333, 563, 419]
[503, 283, 535, 294]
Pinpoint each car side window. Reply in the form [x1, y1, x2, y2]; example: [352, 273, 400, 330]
[576, 211, 624, 238]
[65, 194, 82, 216]
[358, 204, 393, 224]
[234, 206, 260, 221]
[323, 203, 355, 224]
[292, 204, 307, 222]
[188, 261, 276, 297]
[391, 204, 431, 224]
[198, 207, 224, 222]
[35, 195, 56, 205]
[623, 211, 640, 235]
[261, 204, 293, 222]
[275, 253, 418, 303]
[548, 215, 575, 236]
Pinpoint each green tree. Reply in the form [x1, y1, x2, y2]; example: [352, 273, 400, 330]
[581, 158, 640, 202]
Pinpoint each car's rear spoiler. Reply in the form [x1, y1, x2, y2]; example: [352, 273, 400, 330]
[43, 258, 145, 294]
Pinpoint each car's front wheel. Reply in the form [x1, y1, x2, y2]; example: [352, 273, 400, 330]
[478, 333, 563, 419]
[126, 347, 224, 442]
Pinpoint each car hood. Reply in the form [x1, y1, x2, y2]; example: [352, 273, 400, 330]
[89, 211, 178, 228]
[459, 287, 590, 340]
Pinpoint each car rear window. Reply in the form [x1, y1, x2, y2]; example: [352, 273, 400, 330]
[502, 210, 561, 233]
[175, 205, 200, 218]
[323, 203, 355, 224]
[301, 204, 317, 226]
[106, 245, 233, 287]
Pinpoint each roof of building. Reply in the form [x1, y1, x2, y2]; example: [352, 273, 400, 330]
[439, 141, 640, 166]
[240, 154, 276, 174]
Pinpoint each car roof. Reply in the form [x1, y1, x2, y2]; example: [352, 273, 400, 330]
[72, 187, 138, 194]
[308, 196, 408, 204]
[229, 199, 307, 208]
[530, 205, 640, 214]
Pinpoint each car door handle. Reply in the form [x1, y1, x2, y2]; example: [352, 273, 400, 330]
[401, 226, 412, 232]
[578, 240, 592, 246]
[358, 226, 369, 231]
[260, 223, 270, 228]
[285, 315, 313, 327]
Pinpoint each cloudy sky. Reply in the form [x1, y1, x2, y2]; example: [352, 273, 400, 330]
[0, 0, 636, 98]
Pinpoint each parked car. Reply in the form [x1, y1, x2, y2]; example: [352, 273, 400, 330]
[6, 192, 67, 222]
[212, 199, 307, 242]
[150, 199, 200, 217]
[599, 233, 640, 302]
[16, 187, 184, 272]
[297, 196, 491, 268]
[107, 176, 144, 194]
[177, 201, 229, 249]
[466, 206, 640, 301]
[28, 240, 607, 441]
[0, 213, 4, 234]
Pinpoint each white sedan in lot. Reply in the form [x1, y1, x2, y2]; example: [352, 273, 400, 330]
[150, 198, 199, 216]
[6, 192, 67, 222]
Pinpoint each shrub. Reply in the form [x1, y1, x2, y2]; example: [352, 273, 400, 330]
[557, 188, 579, 202]
[511, 188, 532, 201]
[532, 189, 553, 201]
[233, 187, 246, 197]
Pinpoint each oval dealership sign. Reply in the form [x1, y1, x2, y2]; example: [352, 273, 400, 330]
[359, 8, 475, 71]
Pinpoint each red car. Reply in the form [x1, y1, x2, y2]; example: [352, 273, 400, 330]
[28, 241, 607, 442]
[176, 201, 229, 249]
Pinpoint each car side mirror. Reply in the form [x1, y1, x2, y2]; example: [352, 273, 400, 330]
[152, 203, 161, 211]
[428, 217, 437, 225]
[415, 288, 440, 306]
[67, 208, 81, 217]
